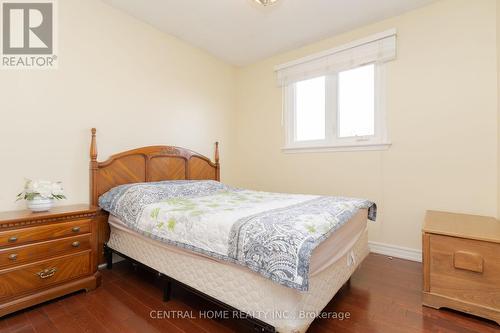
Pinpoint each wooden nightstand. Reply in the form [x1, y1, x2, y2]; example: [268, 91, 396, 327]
[0, 204, 101, 317]
[422, 210, 500, 324]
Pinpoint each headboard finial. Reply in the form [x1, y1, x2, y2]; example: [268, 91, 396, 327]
[90, 128, 98, 162]
[215, 142, 220, 164]
[215, 142, 220, 181]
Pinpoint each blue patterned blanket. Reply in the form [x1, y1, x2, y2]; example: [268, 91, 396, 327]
[99, 180, 376, 291]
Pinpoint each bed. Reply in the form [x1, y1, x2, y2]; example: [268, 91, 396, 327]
[89, 129, 374, 333]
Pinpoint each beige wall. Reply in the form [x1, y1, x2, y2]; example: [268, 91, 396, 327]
[1, 0, 497, 252]
[232, 0, 498, 250]
[0, 0, 237, 211]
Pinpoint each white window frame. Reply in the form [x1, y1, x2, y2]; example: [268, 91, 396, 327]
[282, 63, 391, 153]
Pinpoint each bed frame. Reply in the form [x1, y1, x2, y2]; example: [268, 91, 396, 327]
[88, 129, 275, 332]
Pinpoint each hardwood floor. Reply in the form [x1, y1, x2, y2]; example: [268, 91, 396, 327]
[1, 253, 498, 333]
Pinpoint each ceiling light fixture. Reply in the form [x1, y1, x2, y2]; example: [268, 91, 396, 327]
[254, 0, 279, 6]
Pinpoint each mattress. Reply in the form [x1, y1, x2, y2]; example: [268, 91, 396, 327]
[108, 209, 367, 276]
[100, 180, 376, 290]
[107, 211, 369, 333]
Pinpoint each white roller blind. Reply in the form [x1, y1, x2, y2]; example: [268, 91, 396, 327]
[275, 29, 397, 87]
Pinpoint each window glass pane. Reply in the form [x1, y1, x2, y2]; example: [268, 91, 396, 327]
[295, 76, 326, 141]
[338, 64, 375, 138]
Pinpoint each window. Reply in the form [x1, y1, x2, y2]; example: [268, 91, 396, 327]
[284, 63, 388, 151]
[338, 64, 375, 138]
[295, 76, 326, 141]
[277, 30, 396, 152]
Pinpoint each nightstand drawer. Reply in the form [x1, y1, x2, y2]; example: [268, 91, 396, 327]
[0, 219, 91, 247]
[429, 234, 500, 309]
[0, 234, 91, 268]
[0, 251, 91, 300]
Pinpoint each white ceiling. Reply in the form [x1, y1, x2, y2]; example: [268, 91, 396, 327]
[103, 0, 436, 66]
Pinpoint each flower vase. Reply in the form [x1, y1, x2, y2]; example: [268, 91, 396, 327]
[27, 197, 54, 212]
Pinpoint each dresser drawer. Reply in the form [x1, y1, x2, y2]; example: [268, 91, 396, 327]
[0, 251, 91, 300]
[429, 234, 500, 309]
[0, 234, 91, 268]
[0, 219, 91, 247]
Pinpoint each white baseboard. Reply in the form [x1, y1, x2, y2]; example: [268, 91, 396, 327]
[97, 253, 125, 270]
[369, 241, 422, 262]
[112, 252, 125, 263]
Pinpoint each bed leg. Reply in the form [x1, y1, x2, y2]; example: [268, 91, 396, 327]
[158, 272, 172, 302]
[163, 277, 172, 302]
[104, 244, 113, 270]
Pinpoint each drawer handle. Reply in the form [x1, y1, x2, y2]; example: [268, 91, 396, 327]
[8, 253, 18, 261]
[36, 267, 57, 279]
[8, 236, 18, 243]
[71, 241, 80, 248]
[72, 227, 80, 233]
[454, 251, 483, 273]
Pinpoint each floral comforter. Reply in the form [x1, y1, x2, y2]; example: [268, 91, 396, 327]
[99, 180, 376, 291]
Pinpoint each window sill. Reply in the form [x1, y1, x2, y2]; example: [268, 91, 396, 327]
[281, 142, 392, 153]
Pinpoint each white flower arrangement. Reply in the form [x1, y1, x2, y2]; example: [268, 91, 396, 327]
[17, 179, 66, 201]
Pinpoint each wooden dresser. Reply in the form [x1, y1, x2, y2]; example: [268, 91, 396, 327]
[0, 204, 100, 317]
[423, 210, 500, 324]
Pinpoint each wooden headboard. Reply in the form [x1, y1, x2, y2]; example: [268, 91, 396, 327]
[89, 128, 220, 264]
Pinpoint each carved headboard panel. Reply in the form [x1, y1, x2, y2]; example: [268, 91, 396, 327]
[89, 129, 220, 206]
